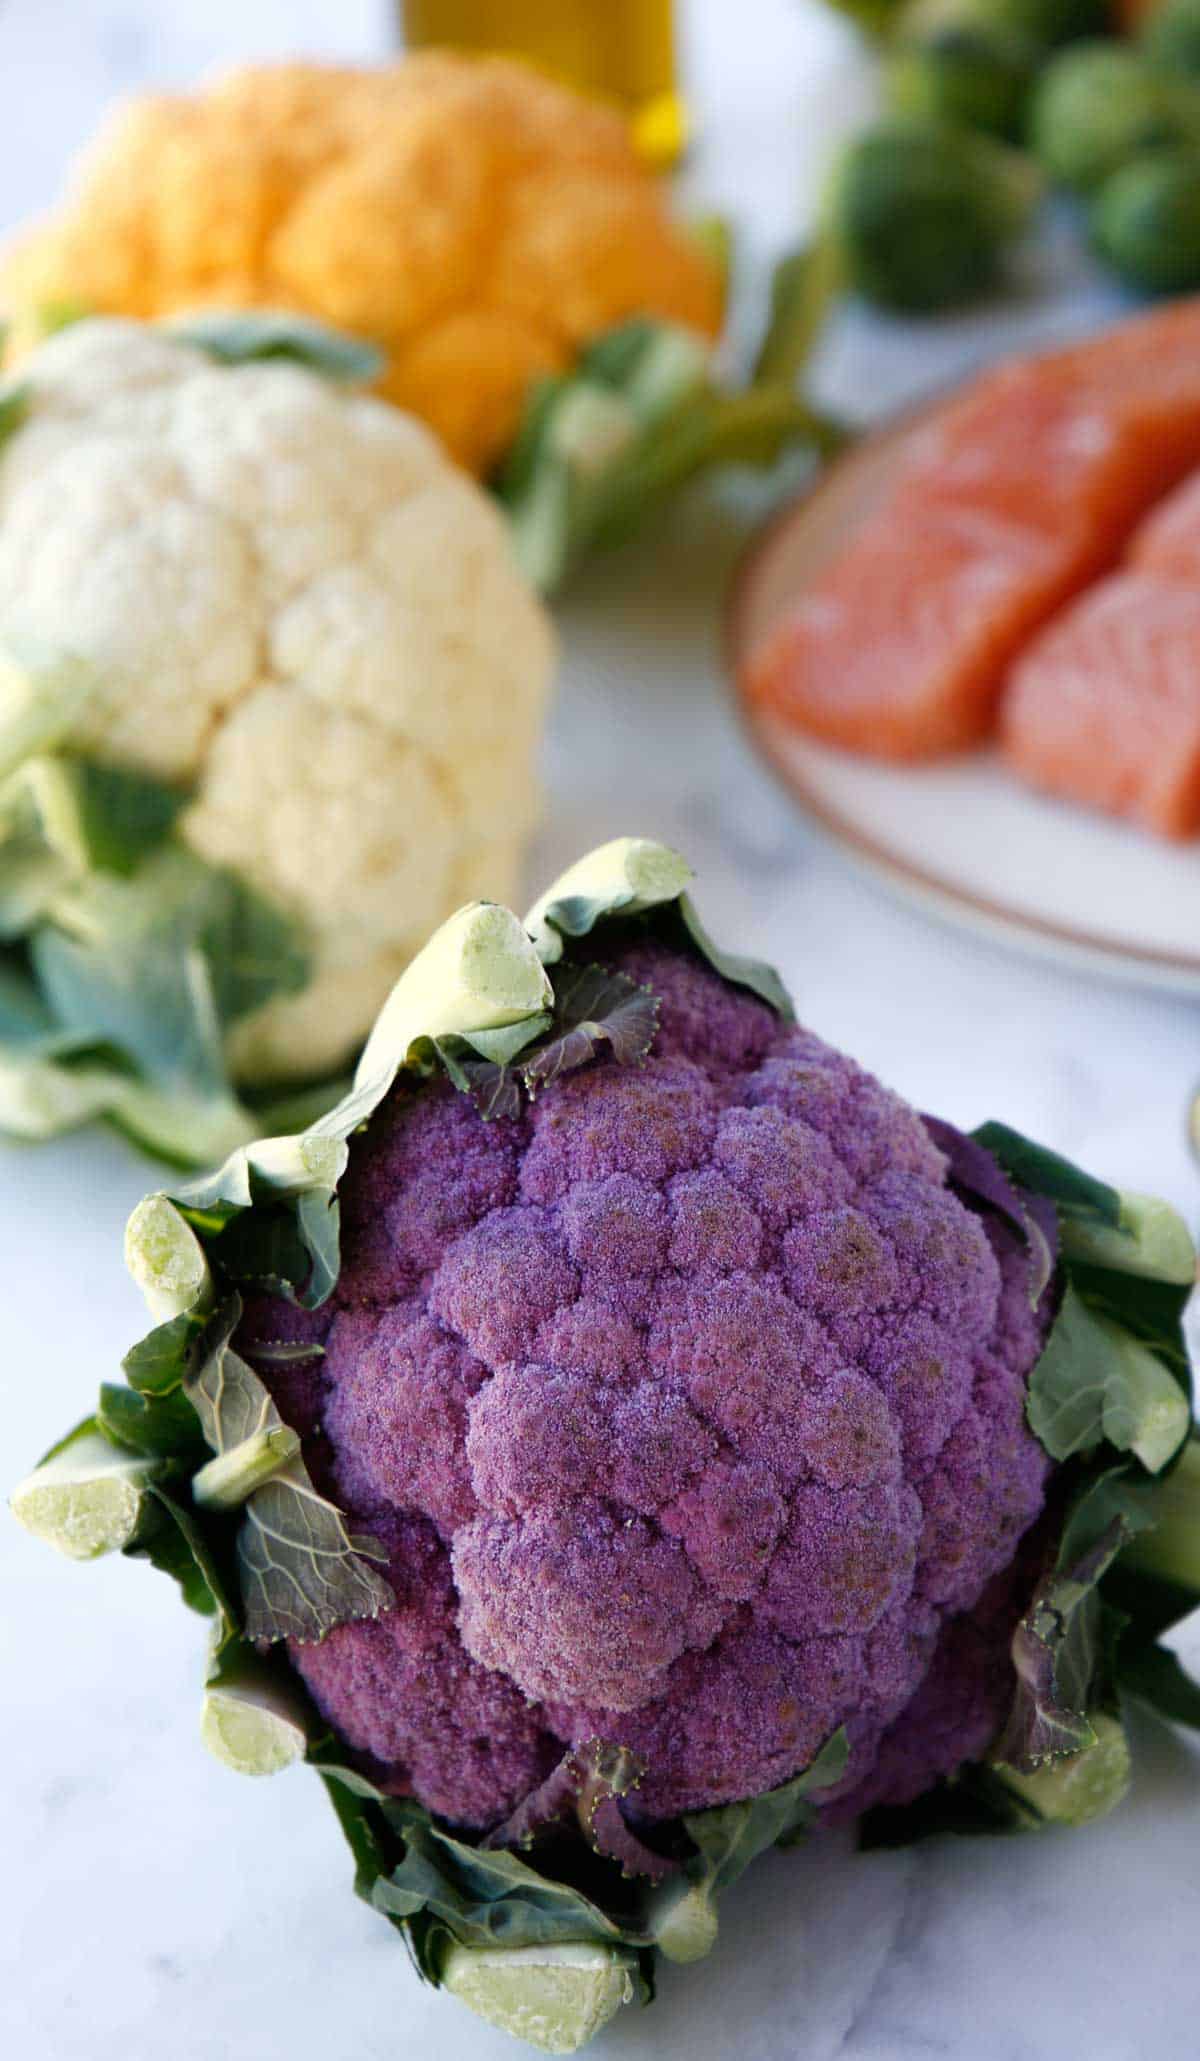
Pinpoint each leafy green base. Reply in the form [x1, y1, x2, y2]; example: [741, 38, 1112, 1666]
[0, 729, 340, 1164]
[494, 316, 842, 593]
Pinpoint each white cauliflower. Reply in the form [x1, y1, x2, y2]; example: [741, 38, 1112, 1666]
[0, 318, 555, 1112]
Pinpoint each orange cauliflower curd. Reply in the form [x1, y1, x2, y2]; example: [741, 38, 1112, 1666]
[1, 57, 725, 475]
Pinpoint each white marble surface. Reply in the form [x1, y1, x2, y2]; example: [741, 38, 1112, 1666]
[2, 4, 1200, 2059]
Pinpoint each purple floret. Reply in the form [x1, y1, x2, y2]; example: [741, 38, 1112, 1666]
[518, 1057, 718, 1202]
[825, 1531, 1050, 1823]
[647, 1274, 839, 1472]
[453, 1501, 724, 1709]
[761, 1480, 922, 1638]
[266, 942, 1052, 1829]
[465, 1364, 609, 1516]
[296, 1513, 560, 1824]
[553, 1613, 867, 1818]
[429, 1206, 577, 1364]
[336, 1084, 521, 1306]
[668, 1169, 763, 1274]
[660, 1458, 787, 1602]
[782, 1204, 902, 1320]
[323, 1307, 484, 1536]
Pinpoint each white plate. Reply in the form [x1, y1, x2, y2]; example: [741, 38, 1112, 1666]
[740, 715, 1200, 990]
[728, 408, 1200, 995]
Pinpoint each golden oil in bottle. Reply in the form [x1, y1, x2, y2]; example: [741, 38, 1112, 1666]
[400, 0, 688, 165]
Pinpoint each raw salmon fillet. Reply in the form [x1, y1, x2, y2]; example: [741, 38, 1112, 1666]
[1131, 470, 1200, 580]
[1055, 297, 1200, 429]
[746, 501, 1078, 758]
[745, 299, 1200, 760]
[1003, 574, 1200, 839]
[887, 359, 1172, 538]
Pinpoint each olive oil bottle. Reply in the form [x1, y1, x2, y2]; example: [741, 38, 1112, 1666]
[400, 0, 687, 164]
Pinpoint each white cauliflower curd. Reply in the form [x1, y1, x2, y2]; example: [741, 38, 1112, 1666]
[0, 318, 555, 1117]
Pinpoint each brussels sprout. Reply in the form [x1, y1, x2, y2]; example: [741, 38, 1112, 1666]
[886, 23, 1035, 138]
[824, 0, 1103, 42]
[1030, 43, 1200, 192]
[1142, 0, 1200, 77]
[1092, 149, 1200, 293]
[828, 119, 1041, 312]
[967, 0, 1108, 44]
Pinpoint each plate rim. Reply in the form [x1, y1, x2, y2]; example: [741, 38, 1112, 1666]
[726, 440, 1200, 998]
[734, 698, 1200, 997]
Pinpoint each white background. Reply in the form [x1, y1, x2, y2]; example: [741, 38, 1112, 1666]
[2, 4, 1198, 2058]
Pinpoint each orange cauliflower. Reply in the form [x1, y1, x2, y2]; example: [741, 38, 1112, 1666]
[1, 57, 724, 475]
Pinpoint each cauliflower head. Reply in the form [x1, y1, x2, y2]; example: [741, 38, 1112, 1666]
[17, 840, 1200, 2052]
[248, 937, 1050, 1827]
[1, 57, 724, 475]
[0, 318, 555, 1089]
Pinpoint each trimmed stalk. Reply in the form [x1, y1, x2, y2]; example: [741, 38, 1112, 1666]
[125, 1193, 214, 1322]
[201, 1642, 309, 1778]
[652, 1729, 849, 1964]
[187, 1128, 349, 1211]
[192, 1424, 300, 1510]
[1060, 1192, 1197, 1286]
[11, 1423, 158, 1559]
[997, 1712, 1132, 1827]
[649, 1878, 719, 1964]
[355, 899, 553, 1089]
[253, 1132, 347, 1190]
[440, 1942, 637, 2055]
[201, 1685, 307, 1778]
[525, 838, 693, 964]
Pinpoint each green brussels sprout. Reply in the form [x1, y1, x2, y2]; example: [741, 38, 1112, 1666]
[966, 0, 1108, 45]
[886, 23, 1036, 138]
[1030, 42, 1200, 192]
[828, 118, 1041, 313]
[829, 0, 1105, 46]
[1092, 149, 1200, 292]
[1142, 0, 1200, 77]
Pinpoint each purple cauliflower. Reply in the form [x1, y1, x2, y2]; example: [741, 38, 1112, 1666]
[244, 939, 1051, 1829]
[16, 838, 1200, 2061]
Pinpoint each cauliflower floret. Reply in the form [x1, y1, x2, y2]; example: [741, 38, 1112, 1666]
[0, 318, 556, 1081]
[183, 684, 457, 941]
[1, 55, 724, 474]
[0, 435, 260, 777]
[256, 943, 1051, 1826]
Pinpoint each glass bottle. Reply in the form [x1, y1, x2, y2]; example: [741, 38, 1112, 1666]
[399, 0, 687, 165]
